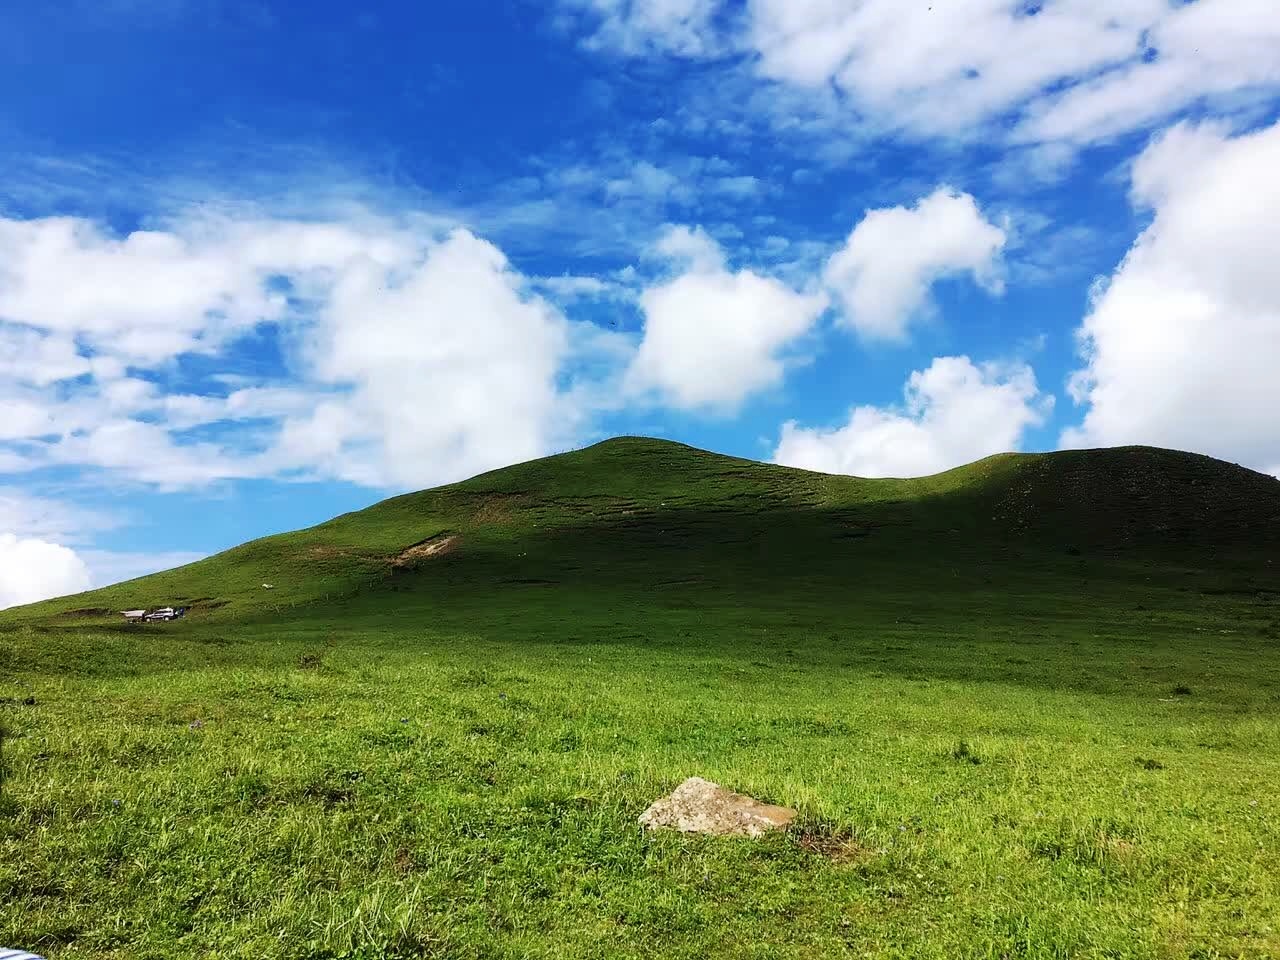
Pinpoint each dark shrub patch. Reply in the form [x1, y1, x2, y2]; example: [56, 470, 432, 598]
[951, 740, 981, 765]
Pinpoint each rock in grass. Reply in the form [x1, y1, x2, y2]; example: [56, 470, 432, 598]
[639, 777, 796, 837]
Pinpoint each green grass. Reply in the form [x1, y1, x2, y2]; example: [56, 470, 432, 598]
[2, 438, 1279, 958]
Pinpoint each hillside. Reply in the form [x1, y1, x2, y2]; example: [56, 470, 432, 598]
[5, 437, 1280, 959]
[9, 437, 1279, 627]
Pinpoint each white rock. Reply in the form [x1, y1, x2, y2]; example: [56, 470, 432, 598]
[638, 777, 796, 837]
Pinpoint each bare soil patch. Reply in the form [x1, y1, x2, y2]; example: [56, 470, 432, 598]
[392, 534, 458, 568]
[793, 827, 872, 864]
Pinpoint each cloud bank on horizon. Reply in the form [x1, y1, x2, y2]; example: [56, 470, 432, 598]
[0, 0, 1277, 605]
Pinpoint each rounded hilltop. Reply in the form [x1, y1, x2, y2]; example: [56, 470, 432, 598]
[5, 438, 1276, 625]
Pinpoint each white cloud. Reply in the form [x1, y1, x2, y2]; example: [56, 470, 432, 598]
[1016, 0, 1280, 147]
[715, 175, 762, 198]
[626, 226, 828, 412]
[534, 275, 613, 301]
[301, 229, 581, 487]
[824, 188, 1007, 340]
[47, 419, 258, 489]
[0, 533, 92, 609]
[0, 490, 199, 594]
[0, 327, 90, 385]
[1062, 119, 1280, 473]
[465, 148, 771, 260]
[0, 489, 119, 543]
[654, 224, 724, 272]
[775, 355, 1051, 477]
[161, 386, 318, 431]
[605, 160, 687, 201]
[0, 212, 422, 366]
[0, 391, 61, 441]
[531, 267, 644, 308]
[0, 216, 282, 365]
[562, 0, 723, 56]
[747, 0, 1166, 141]
[562, 0, 1280, 151]
[0, 212, 618, 491]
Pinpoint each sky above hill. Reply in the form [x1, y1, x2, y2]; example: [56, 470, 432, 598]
[1, 0, 1278, 607]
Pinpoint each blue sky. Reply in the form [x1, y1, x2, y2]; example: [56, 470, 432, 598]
[1, 0, 1278, 606]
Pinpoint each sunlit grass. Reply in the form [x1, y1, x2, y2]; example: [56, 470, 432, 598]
[5, 606, 1278, 959]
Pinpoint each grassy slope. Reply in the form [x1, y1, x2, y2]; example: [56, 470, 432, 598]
[12, 437, 1278, 625]
[2, 438, 1279, 959]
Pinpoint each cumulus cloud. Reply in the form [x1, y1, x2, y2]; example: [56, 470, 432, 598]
[823, 188, 1007, 340]
[301, 229, 579, 487]
[0, 209, 424, 373]
[0, 212, 616, 490]
[775, 356, 1051, 478]
[1061, 119, 1280, 473]
[562, 0, 1280, 150]
[0, 533, 92, 609]
[0, 486, 202, 596]
[626, 226, 828, 412]
[0, 215, 300, 364]
[0, 327, 91, 385]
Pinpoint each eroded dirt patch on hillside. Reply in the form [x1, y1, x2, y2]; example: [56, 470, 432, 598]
[392, 534, 458, 568]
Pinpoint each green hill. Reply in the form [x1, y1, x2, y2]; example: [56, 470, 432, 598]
[5, 438, 1280, 959]
[11, 436, 1279, 627]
